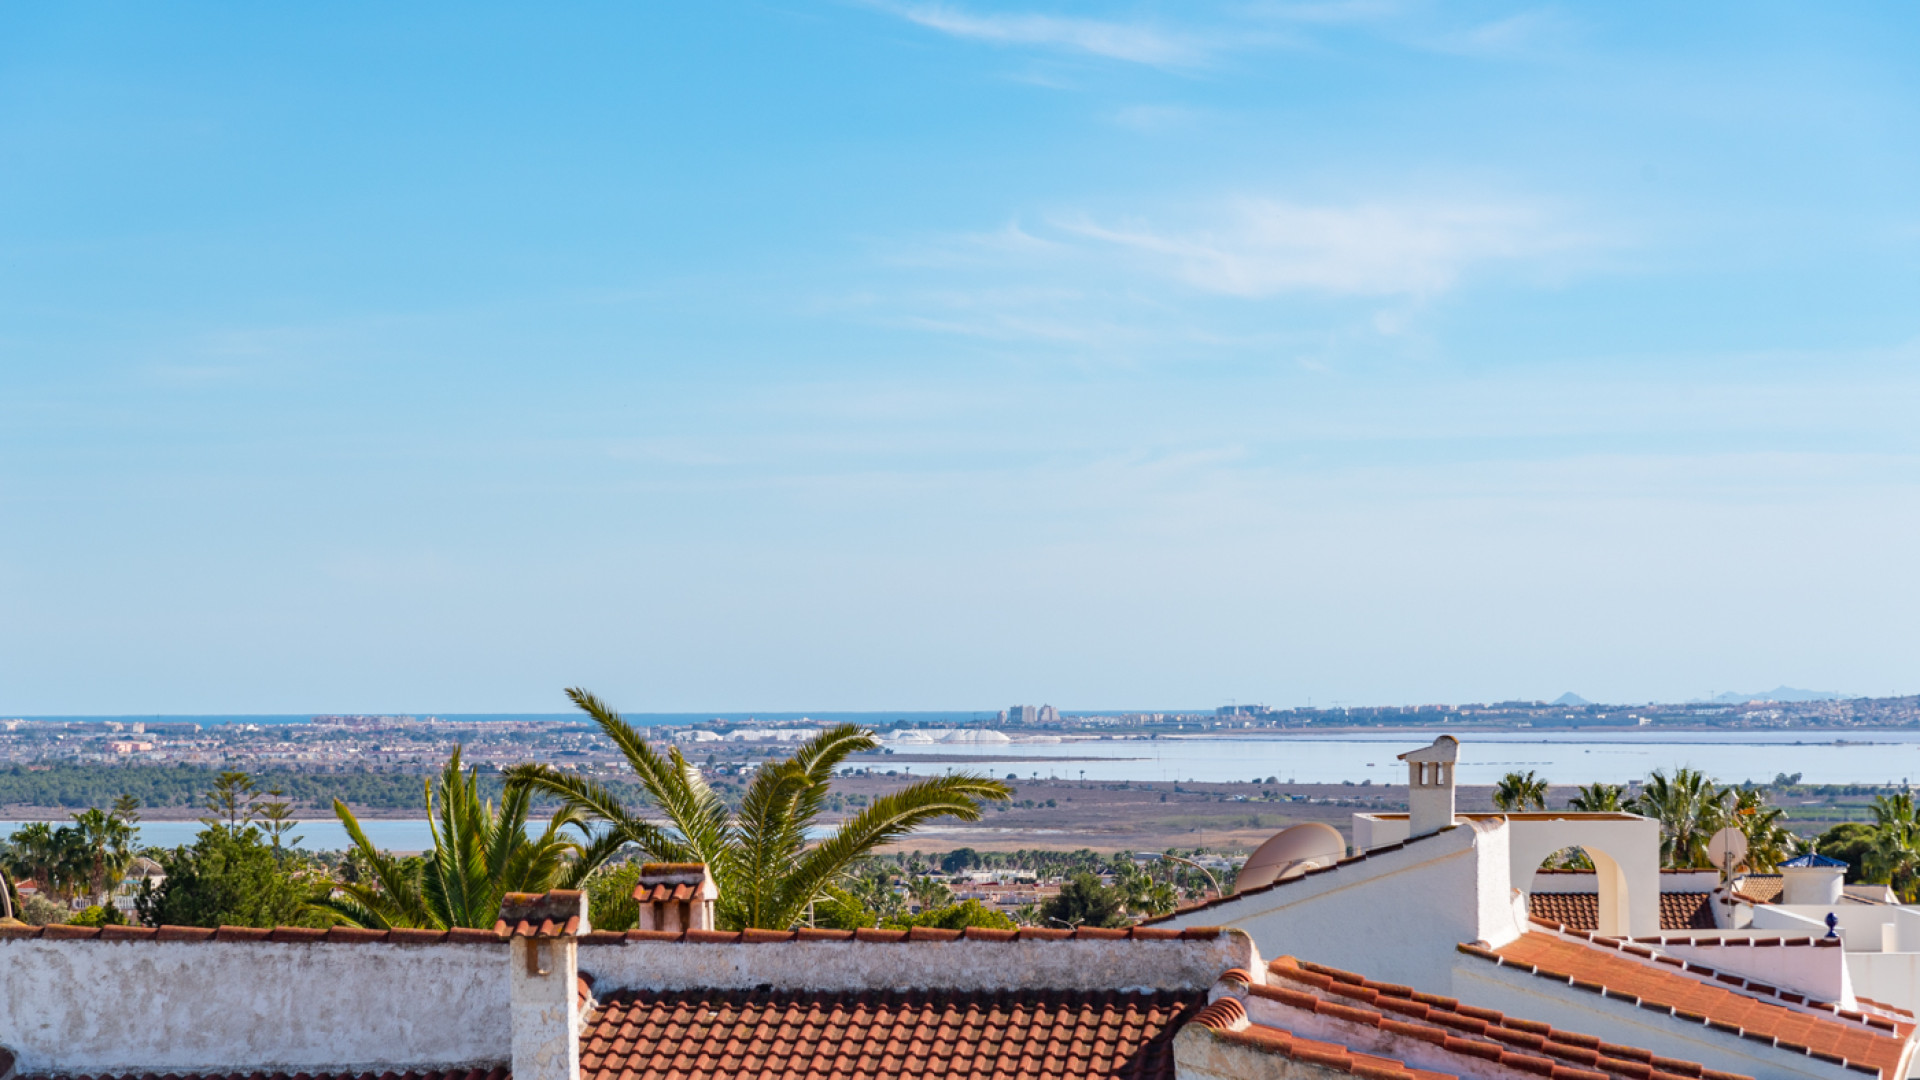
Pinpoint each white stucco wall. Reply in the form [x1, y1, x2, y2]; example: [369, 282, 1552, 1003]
[1353, 812, 1661, 937]
[1157, 820, 1514, 996]
[1653, 940, 1851, 1005]
[0, 932, 1256, 1077]
[511, 937, 583, 1080]
[1528, 869, 1717, 894]
[1452, 955, 1866, 1080]
[577, 932, 1255, 993]
[1850, 951, 1920, 1018]
[0, 938, 507, 1075]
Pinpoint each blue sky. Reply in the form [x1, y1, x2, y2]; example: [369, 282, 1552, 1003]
[2, 2, 1916, 714]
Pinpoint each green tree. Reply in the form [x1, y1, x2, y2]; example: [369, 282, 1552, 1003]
[111, 793, 142, 825]
[319, 747, 594, 930]
[1815, 822, 1875, 882]
[1866, 791, 1920, 902]
[1731, 788, 1797, 873]
[1567, 783, 1624, 812]
[258, 790, 302, 855]
[907, 875, 954, 912]
[68, 807, 137, 904]
[3, 822, 64, 899]
[201, 771, 262, 832]
[136, 825, 326, 929]
[890, 898, 1016, 931]
[1493, 771, 1549, 812]
[1631, 768, 1730, 869]
[1036, 872, 1127, 929]
[68, 903, 127, 927]
[504, 688, 1011, 931]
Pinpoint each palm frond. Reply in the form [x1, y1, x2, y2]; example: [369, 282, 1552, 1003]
[776, 774, 1010, 926]
[502, 763, 691, 860]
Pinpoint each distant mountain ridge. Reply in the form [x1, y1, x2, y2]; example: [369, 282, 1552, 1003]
[1705, 686, 1844, 704]
[1550, 692, 1592, 706]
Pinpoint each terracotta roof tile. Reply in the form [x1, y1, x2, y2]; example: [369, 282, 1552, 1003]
[1527, 893, 1717, 933]
[1731, 877, 1784, 904]
[1480, 932, 1913, 1078]
[1256, 955, 1753, 1080]
[496, 890, 587, 939]
[582, 985, 1202, 1080]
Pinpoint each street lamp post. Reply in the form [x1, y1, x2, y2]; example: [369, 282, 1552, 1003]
[1151, 852, 1223, 898]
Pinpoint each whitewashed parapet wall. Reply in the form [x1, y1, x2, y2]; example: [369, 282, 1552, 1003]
[577, 927, 1256, 993]
[0, 926, 1253, 1077]
[0, 934, 507, 1075]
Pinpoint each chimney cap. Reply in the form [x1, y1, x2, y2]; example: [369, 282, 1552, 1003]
[634, 862, 719, 904]
[496, 889, 590, 939]
[1398, 735, 1459, 764]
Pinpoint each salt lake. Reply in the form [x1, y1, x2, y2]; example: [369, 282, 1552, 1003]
[8, 730, 1920, 852]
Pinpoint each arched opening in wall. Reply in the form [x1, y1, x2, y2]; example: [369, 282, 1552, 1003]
[1527, 846, 1631, 937]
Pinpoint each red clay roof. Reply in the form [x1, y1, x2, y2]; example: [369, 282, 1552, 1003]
[581, 985, 1203, 1080]
[1526, 892, 1716, 932]
[1261, 956, 1751, 1080]
[1190, 995, 1457, 1080]
[635, 882, 703, 904]
[497, 890, 587, 939]
[1471, 930, 1913, 1078]
[1730, 877, 1784, 904]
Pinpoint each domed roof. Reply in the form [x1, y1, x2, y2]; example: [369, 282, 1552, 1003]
[1235, 822, 1345, 893]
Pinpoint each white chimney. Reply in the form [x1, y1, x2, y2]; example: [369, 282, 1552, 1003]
[1399, 736, 1459, 838]
[1779, 853, 1846, 905]
[633, 863, 718, 933]
[498, 889, 590, 1080]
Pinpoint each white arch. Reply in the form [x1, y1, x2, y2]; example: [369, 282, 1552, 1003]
[1505, 815, 1662, 937]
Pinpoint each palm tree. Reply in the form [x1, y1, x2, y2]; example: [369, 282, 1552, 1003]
[68, 808, 137, 905]
[1568, 782, 1624, 812]
[1493, 771, 1549, 812]
[1866, 791, 1920, 902]
[907, 875, 954, 912]
[5, 822, 65, 900]
[505, 688, 1012, 931]
[1730, 788, 1798, 873]
[1631, 768, 1730, 868]
[318, 747, 597, 929]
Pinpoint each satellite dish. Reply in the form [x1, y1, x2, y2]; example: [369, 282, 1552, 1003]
[1236, 823, 1345, 892]
[1707, 827, 1749, 871]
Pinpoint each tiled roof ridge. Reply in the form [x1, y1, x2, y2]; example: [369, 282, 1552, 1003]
[0, 923, 1224, 945]
[1139, 825, 1462, 925]
[1526, 893, 1716, 933]
[582, 983, 1204, 1080]
[1460, 933, 1913, 1078]
[1519, 918, 1880, 1024]
[1189, 997, 1459, 1080]
[496, 889, 586, 939]
[1266, 955, 1754, 1080]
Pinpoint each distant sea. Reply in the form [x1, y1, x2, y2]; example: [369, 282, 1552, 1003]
[14, 712, 1000, 727]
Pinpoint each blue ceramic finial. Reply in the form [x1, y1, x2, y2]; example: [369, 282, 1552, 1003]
[1826, 912, 1840, 938]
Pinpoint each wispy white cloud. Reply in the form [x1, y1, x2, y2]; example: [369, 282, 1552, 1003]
[868, 1, 1216, 67]
[1054, 198, 1583, 298]
[1423, 8, 1573, 58]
